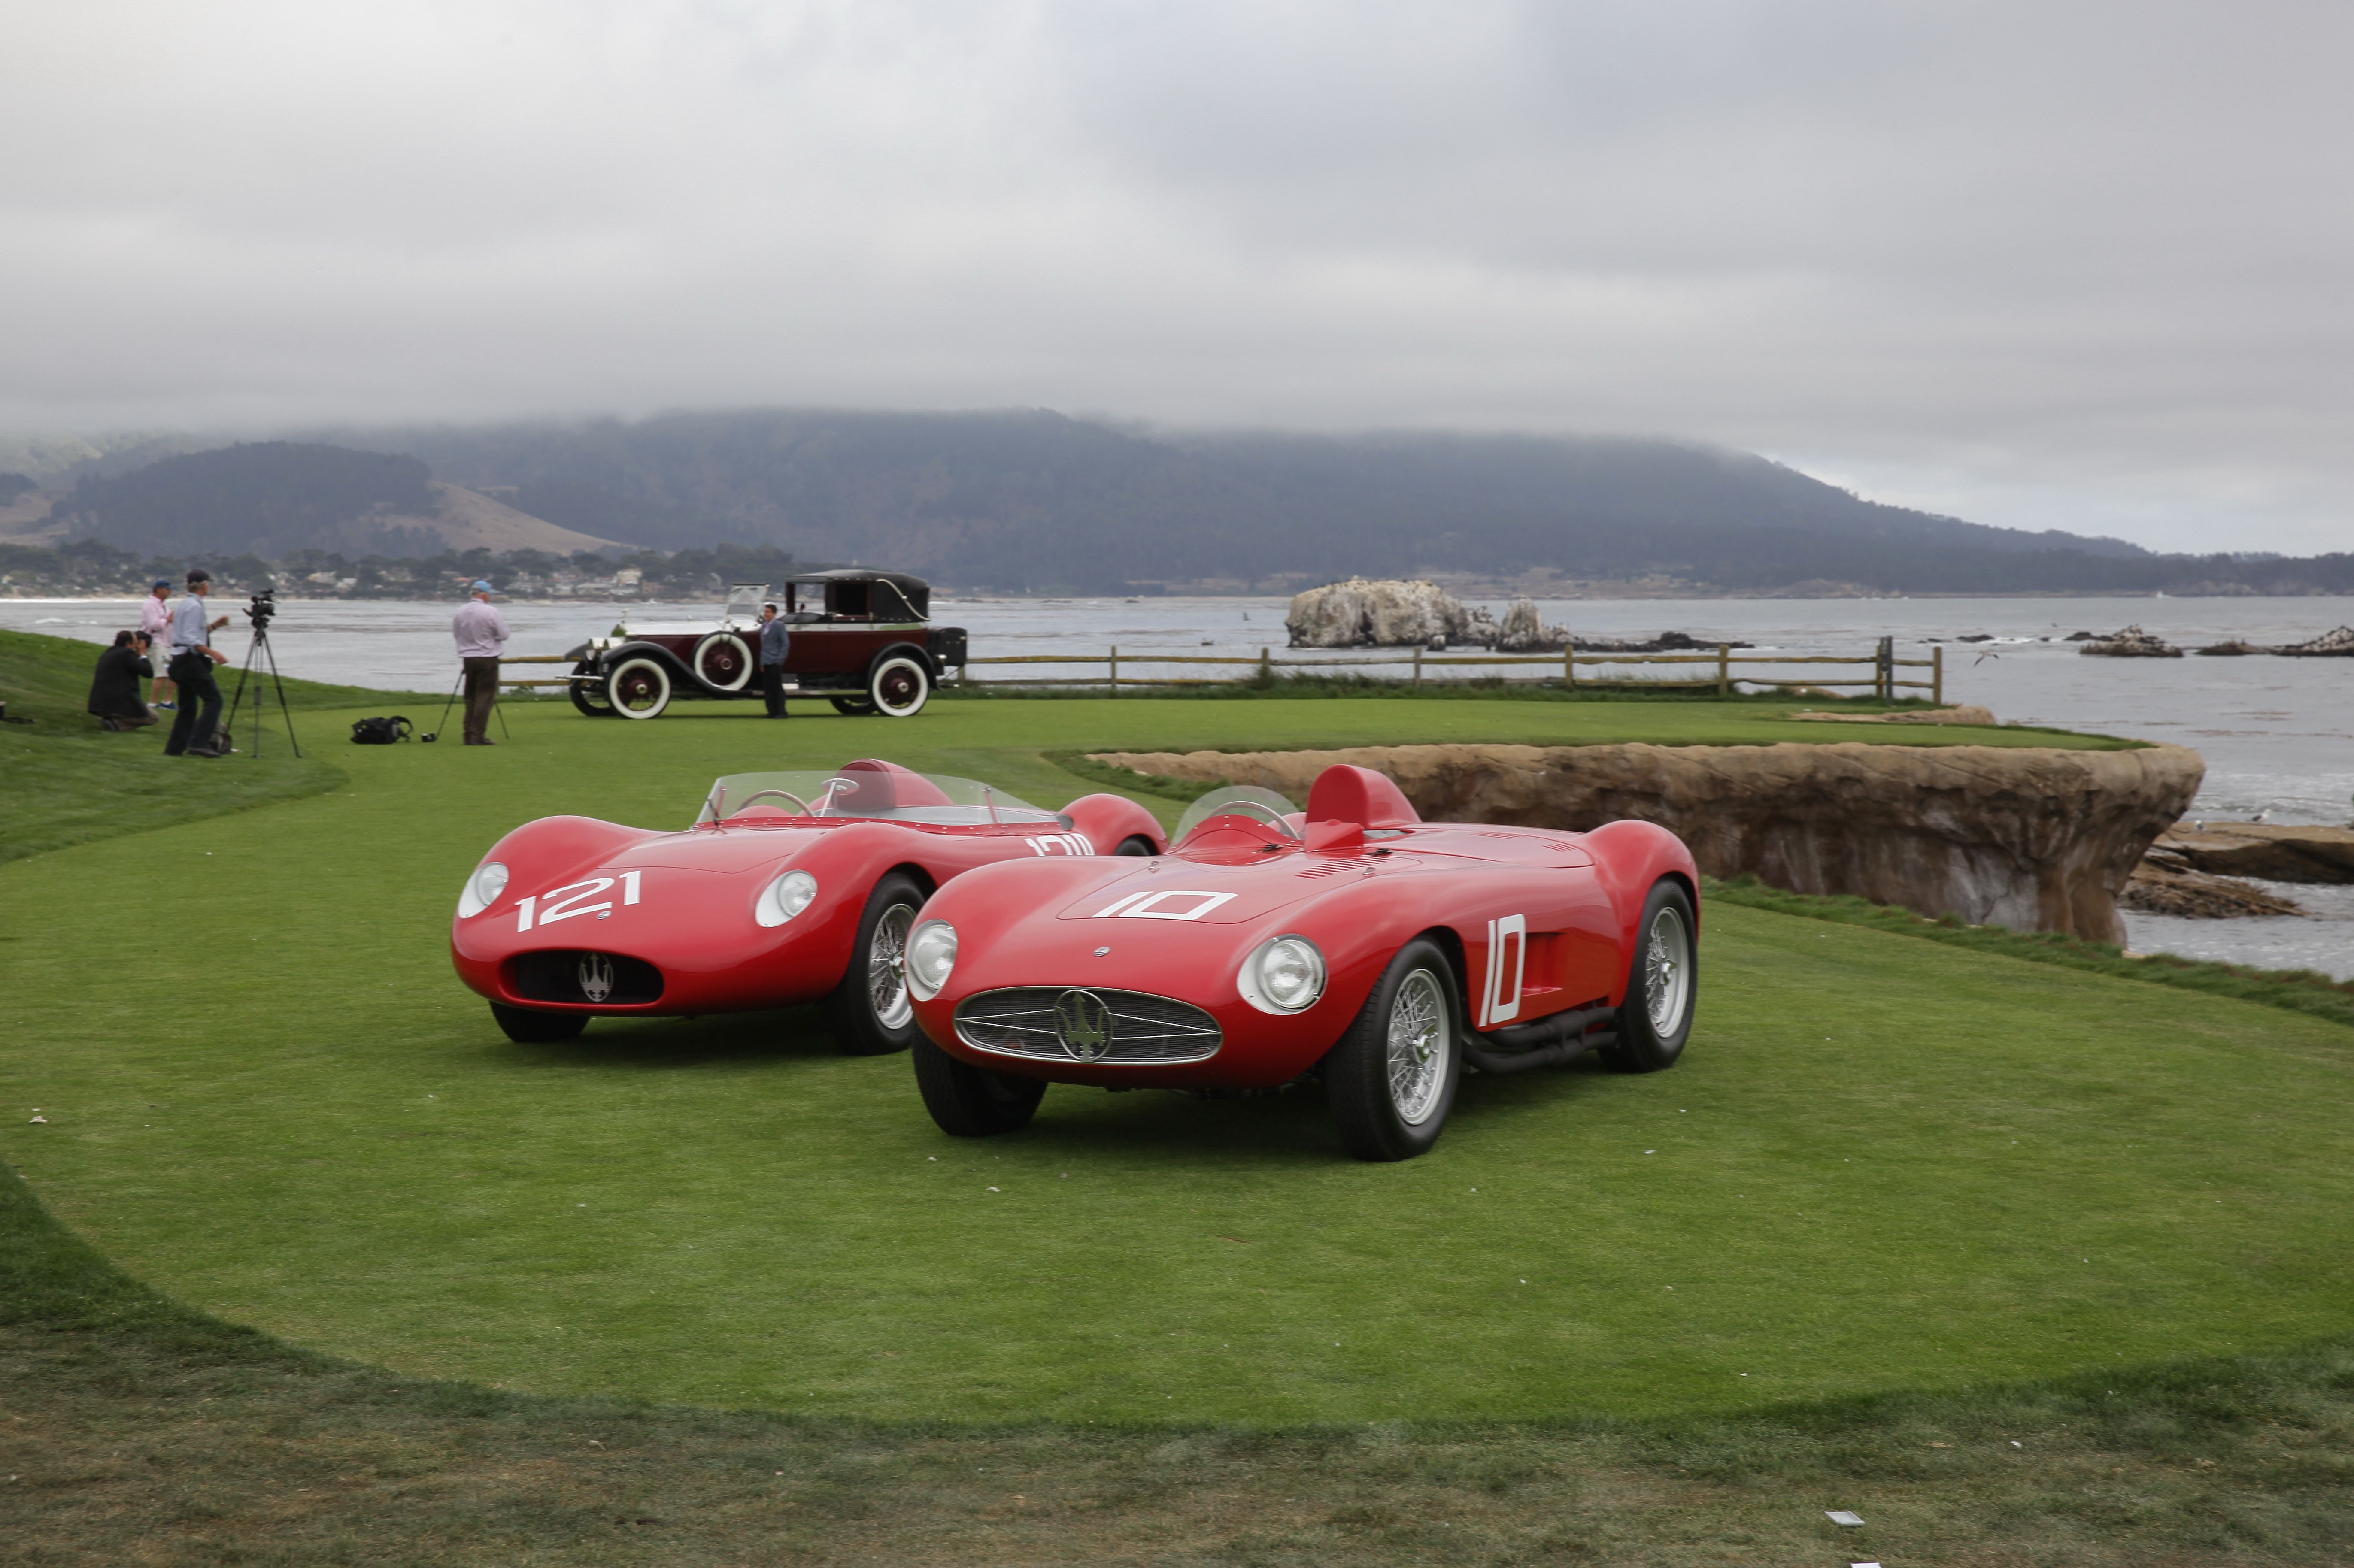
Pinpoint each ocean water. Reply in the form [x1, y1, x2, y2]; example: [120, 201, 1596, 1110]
[11, 592, 2350, 975]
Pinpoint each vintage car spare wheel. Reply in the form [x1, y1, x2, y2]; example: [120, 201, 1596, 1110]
[607, 656, 673, 720]
[867, 654, 931, 718]
[692, 632, 755, 693]
[568, 661, 615, 717]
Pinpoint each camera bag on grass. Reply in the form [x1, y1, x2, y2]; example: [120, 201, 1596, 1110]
[349, 715, 412, 745]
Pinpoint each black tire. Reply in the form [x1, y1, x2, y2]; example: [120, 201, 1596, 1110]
[490, 1002, 588, 1044]
[822, 872, 927, 1055]
[1325, 938, 1463, 1162]
[1113, 835, 1157, 856]
[568, 663, 615, 718]
[607, 656, 672, 720]
[1601, 879, 1697, 1073]
[867, 654, 931, 718]
[911, 1034, 1047, 1137]
[830, 696, 877, 716]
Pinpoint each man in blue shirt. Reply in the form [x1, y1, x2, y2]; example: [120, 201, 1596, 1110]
[162, 568, 231, 757]
[757, 602, 791, 718]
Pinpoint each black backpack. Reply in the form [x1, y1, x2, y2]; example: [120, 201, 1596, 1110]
[349, 715, 412, 745]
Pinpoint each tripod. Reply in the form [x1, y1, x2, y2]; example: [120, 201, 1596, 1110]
[227, 614, 303, 759]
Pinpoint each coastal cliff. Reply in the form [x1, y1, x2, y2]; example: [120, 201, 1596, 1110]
[1092, 742, 2205, 942]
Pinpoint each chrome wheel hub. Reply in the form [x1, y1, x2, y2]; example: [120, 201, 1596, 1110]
[870, 903, 916, 1029]
[1644, 905, 1692, 1035]
[1385, 969, 1449, 1126]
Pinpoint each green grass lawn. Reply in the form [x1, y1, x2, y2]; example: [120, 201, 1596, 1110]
[1, 688, 2342, 1429]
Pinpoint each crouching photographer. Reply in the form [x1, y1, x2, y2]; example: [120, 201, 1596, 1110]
[162, 567, 232, 758]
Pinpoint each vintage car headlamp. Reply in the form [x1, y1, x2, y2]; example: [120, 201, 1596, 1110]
[906, 919, 958, 1000]
[755, 869, 820, 928]
[457, 861, 509, 919]
[1239, 934, 1326, 1014]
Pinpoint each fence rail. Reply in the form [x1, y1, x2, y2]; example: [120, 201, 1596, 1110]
[959, 639, 1941, 702]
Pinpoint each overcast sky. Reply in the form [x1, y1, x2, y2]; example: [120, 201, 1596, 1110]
[5, 1, 2350, 554]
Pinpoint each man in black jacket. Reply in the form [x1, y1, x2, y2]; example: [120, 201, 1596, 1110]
[89, 632, 158, 730]
[757, 602, 791, 718]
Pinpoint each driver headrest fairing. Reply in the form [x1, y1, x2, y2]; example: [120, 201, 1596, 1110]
[1306, 765, 1420, 829]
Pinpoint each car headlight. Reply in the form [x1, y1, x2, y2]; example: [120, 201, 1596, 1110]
[906, 919, 958, 1000]
[457, 861, 509, 919]
[1239, 934, 1325, 1014]
[755, 869, 820, 928]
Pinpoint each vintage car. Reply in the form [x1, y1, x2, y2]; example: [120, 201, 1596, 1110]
[900, 765, 1699, 1161]
[565, 570, 967, 720]
[450, 758, 1165, 1052]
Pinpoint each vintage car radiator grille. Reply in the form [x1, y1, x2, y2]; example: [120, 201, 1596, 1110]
[955, 987, 1221, 1064]
[507, 950, 665, 1007]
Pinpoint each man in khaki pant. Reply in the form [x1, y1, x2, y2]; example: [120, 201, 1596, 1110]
[451, 581, 510, 746]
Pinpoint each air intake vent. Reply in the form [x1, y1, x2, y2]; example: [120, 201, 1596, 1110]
[507, 950, 664, 1007]
[956, 987, 1220, 1064]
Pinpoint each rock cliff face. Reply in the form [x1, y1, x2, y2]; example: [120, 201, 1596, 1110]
[1093, 742, 2205, 942]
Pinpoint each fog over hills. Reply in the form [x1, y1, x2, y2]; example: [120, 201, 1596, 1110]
[9, 411, 2349, 596]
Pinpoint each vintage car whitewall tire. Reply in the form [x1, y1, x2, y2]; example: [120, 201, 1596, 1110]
[911, 1035, 1048, 1137]
[830, 696, 877, 716]
[692, 632, 756, 693]
[1326, 938, 1464, 1162]
[1602, 879, 1696, 1073]
[607, 656, 673, 720]
[568, 664, 616, 718]
[825, 872, 927, 1055]
[489, 1001, 588, 1044]
[867, 654, 931, 718]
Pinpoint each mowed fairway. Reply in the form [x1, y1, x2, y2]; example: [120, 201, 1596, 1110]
[2, 696, 2346, 1425]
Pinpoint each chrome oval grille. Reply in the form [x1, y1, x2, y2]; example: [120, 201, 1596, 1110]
[955, 987, 1222, 1064]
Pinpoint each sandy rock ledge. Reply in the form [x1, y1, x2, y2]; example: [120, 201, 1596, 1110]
[1093, 741, 2205, 942]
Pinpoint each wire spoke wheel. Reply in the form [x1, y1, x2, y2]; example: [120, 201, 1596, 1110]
[868, 902, 916, 1030]
[1644, 905, 1692, 1035]
[1385, 969, 1450, 1126]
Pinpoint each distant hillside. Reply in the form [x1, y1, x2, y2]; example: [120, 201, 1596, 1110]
[21, 412, 2351, 595]
[50, 442, 627, 559]
[327, 409, 2340, 594]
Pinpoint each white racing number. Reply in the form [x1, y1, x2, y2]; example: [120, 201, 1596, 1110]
[1025, 833, 1096, 857]
[1478, 913, 1527, 1028]
[516, 870, 643, 932]
[1089, 889, 1238, 921]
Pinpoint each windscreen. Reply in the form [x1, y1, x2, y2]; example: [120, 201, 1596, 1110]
[696, 769, 1059, 827]
[1172, 785, 1302, 845]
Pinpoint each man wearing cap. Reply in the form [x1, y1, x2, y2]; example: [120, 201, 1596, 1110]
[162, 569, 231, 757]
[452, 581, 510, 746]
[138, 579, 177, 710]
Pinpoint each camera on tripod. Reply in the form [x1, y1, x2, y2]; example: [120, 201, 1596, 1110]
[245, 587, 276, 631]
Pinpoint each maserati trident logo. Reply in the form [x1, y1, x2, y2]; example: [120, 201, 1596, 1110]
[1053, 989, 1112, 1061]
[578, 952, 616, 1004]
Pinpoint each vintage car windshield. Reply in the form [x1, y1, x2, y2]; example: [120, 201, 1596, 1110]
[1173, 785, 1303, 845]
[696, 770, 1060, 827]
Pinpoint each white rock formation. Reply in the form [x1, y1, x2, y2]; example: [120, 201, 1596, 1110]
[1286, 578, 1499, 648]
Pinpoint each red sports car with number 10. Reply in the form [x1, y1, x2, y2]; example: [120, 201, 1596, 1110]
[900, 764, 1699, 1160]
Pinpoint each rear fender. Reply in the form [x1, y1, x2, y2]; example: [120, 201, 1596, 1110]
[1060, 793, 1167, 854]
[1580, 819, 1702, 975]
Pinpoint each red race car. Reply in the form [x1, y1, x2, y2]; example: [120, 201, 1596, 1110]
[450, 759, 1165, 1053]
[901, 764, 1699, 1161]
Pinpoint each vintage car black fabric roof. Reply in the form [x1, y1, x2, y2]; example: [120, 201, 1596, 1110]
[786, 568, 930, 592]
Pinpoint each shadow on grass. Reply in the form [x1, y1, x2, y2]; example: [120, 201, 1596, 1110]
[504, 1006, 845, 1068]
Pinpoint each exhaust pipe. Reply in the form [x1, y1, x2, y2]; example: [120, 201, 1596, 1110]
[1464, 1004, 1616, 1074]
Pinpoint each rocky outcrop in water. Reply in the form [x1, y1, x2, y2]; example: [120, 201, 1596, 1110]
[2122, 862, 2302, 918]
[1494, 598, 1574, 651]
[2078, 624, 2183, 658]
[2278, 625, 2354, 657]
[1285, 578, 1499, 648]
[2149, 822, 2354, 884]
[1092, 741, 2205, 941]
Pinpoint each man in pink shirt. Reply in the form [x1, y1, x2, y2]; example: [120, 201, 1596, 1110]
[451, 581, 511, 746]
[137, 580, 176, 708]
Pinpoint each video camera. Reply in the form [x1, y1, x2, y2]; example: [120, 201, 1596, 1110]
[246, 587, 277, 631]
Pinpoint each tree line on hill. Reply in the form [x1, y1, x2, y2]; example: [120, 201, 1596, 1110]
[8, 410, 2350, 596]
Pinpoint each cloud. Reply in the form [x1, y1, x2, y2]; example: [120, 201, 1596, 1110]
[2, 0, 2349, 551]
